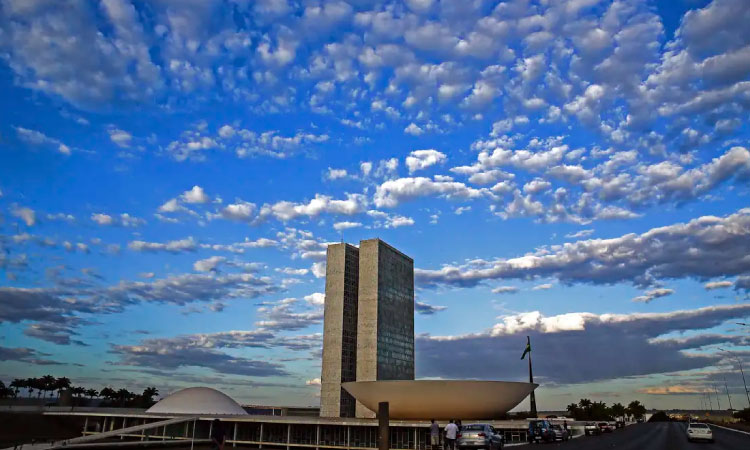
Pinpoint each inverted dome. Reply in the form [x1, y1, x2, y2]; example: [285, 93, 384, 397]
[343, 380, 537, 419]
[146, 387, 248, 415]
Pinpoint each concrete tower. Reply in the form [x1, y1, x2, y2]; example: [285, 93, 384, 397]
[320, 243, 360, 417]
[355, 238, 414, 418]
[319, 239, 415, 418]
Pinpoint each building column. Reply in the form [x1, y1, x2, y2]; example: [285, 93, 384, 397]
[378, 402, 389, 450]
[316, 424, 320, 450]
[83, 417, 88, 435]
[233, 422, 238, 448]
[259, 423, 264, 449]
[286, 423, 291, 450]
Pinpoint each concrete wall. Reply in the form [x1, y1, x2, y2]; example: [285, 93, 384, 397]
[320, 244, 346, 418]
[355, 239, 379, 418]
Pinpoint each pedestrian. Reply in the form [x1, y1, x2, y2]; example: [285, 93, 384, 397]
[444, 419, 459, 450]
[430, 419, 440, 450]
[211, 418, 226, 450]
[563, 420, 568, 438]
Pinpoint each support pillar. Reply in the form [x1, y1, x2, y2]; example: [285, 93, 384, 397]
[316, 424, 320, 450]
[378, 402, 389, 450]
[84, 417, 89, 435]
[233, 422, 238, 447]
[286, 423, 291, 450]
[259, 423, 264, 449]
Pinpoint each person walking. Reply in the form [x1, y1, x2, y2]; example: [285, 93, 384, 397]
[211, 418, 226, 450]
[444, 420, 459, 450]
[430, 419, 440, 450]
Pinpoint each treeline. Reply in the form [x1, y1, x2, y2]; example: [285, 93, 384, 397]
[566, 399, 646, 421]
[0, 376, 159, 408]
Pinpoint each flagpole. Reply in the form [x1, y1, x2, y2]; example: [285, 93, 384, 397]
[527, 336, 537, 418]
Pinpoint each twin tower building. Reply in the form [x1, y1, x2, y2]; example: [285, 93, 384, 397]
[320, 238, 415, 418]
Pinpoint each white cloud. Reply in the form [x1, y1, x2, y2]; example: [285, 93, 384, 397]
[129, 237, 197, 253]
[326, 168, 349, 180]
[181, 185, 210, 204]
[333, 221, 362, 231]
[404, 123, 424, 136]
[492, 286, 518, 294]
[704, 281, 733, 290]
[405, 149, 447, 174]
[10, 205, 36, 226]
[375, 177, 488, 208]
[260, 193, 367, 221]
[108, 128, 132, 148]
[194, 256, 226, 272]
[632, 288, 674, 303]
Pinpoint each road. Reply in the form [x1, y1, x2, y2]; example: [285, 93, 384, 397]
[513, 422, 749, 449]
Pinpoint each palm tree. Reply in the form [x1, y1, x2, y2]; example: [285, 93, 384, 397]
[9, 379, 25, 398]
[72, 386, 86, 398]
[626, 400, 646, 420]
[100, 387, 116, 403]
[86, 388, 98, 400]
[25, 378, 36, 398]
[566, 402, 580, 419]
[55, 377, 71, 398]
[610, 403, 626, 421]
[40, 375, 56, 399]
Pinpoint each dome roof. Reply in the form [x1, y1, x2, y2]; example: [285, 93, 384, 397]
[146, 387, 248, 415]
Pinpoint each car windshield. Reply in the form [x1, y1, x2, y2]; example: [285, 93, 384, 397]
[552, 425, 562, 430]
[462, 425, 485, 431]
[690, 424, 709, 429]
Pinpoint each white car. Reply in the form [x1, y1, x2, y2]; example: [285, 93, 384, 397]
[686, 422, 713, 443]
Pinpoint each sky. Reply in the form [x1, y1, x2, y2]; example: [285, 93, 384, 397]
[1, 0, 749, 412]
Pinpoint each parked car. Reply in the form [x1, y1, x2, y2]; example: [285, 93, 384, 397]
[584, 422, 601, 436]
[615, 420, 625, 429]
[598, 422, 613, 433]
[686, 422, 713, 443]
[550, 424, 570, 442]
[457, 423, 504, 450]
[608, 421, 617, 431]
[527, 420, 554, 443]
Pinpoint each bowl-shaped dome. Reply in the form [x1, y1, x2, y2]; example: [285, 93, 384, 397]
[146, 387, 248, 415]
[343, 380, 537, 419]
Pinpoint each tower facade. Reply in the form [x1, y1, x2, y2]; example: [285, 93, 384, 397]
[320, 238, 414, 418]
[355, 238, 415, 417]
[320, 243, 359, 417]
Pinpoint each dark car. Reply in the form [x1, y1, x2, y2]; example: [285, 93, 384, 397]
[598, 422, 613, 433]
[528, 420, 554, 443]
[457, 423, 503, 450]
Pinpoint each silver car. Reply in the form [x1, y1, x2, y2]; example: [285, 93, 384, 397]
[686, 422, 713, 443]
[457, 424, 504, 450]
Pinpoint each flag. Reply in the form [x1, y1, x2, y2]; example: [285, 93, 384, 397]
[521, 338, 531, 360]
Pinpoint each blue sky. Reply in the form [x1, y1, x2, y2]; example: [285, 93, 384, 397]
[1, 0, 749, 411]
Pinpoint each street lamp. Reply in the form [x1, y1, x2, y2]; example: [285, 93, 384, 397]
[718, 347, 750, 408]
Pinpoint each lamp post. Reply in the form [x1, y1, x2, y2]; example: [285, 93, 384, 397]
[719, 348, 750, 407]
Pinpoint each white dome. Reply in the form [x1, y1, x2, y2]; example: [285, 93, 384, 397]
[146, 387, 248, 415]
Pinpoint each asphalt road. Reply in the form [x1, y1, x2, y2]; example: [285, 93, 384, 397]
[514, 422, 749, 449]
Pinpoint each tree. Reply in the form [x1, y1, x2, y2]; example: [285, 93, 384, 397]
[733, 407, 750, 422]
[9, 379, 25, 398]
[566, 403, 580, 419]
[72, 386, 86, 398]
[141, 387, 159, 407]
[55, 377, 71, 398]
[610, 403, 626, 420]
[40, 375, 56, 399]
[25, 378, 36, 398]
[0, 381, 12, 398]
[627, 400, 646, 420]
[100, 387, 116, 402]
[86, 388, 99, 399]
